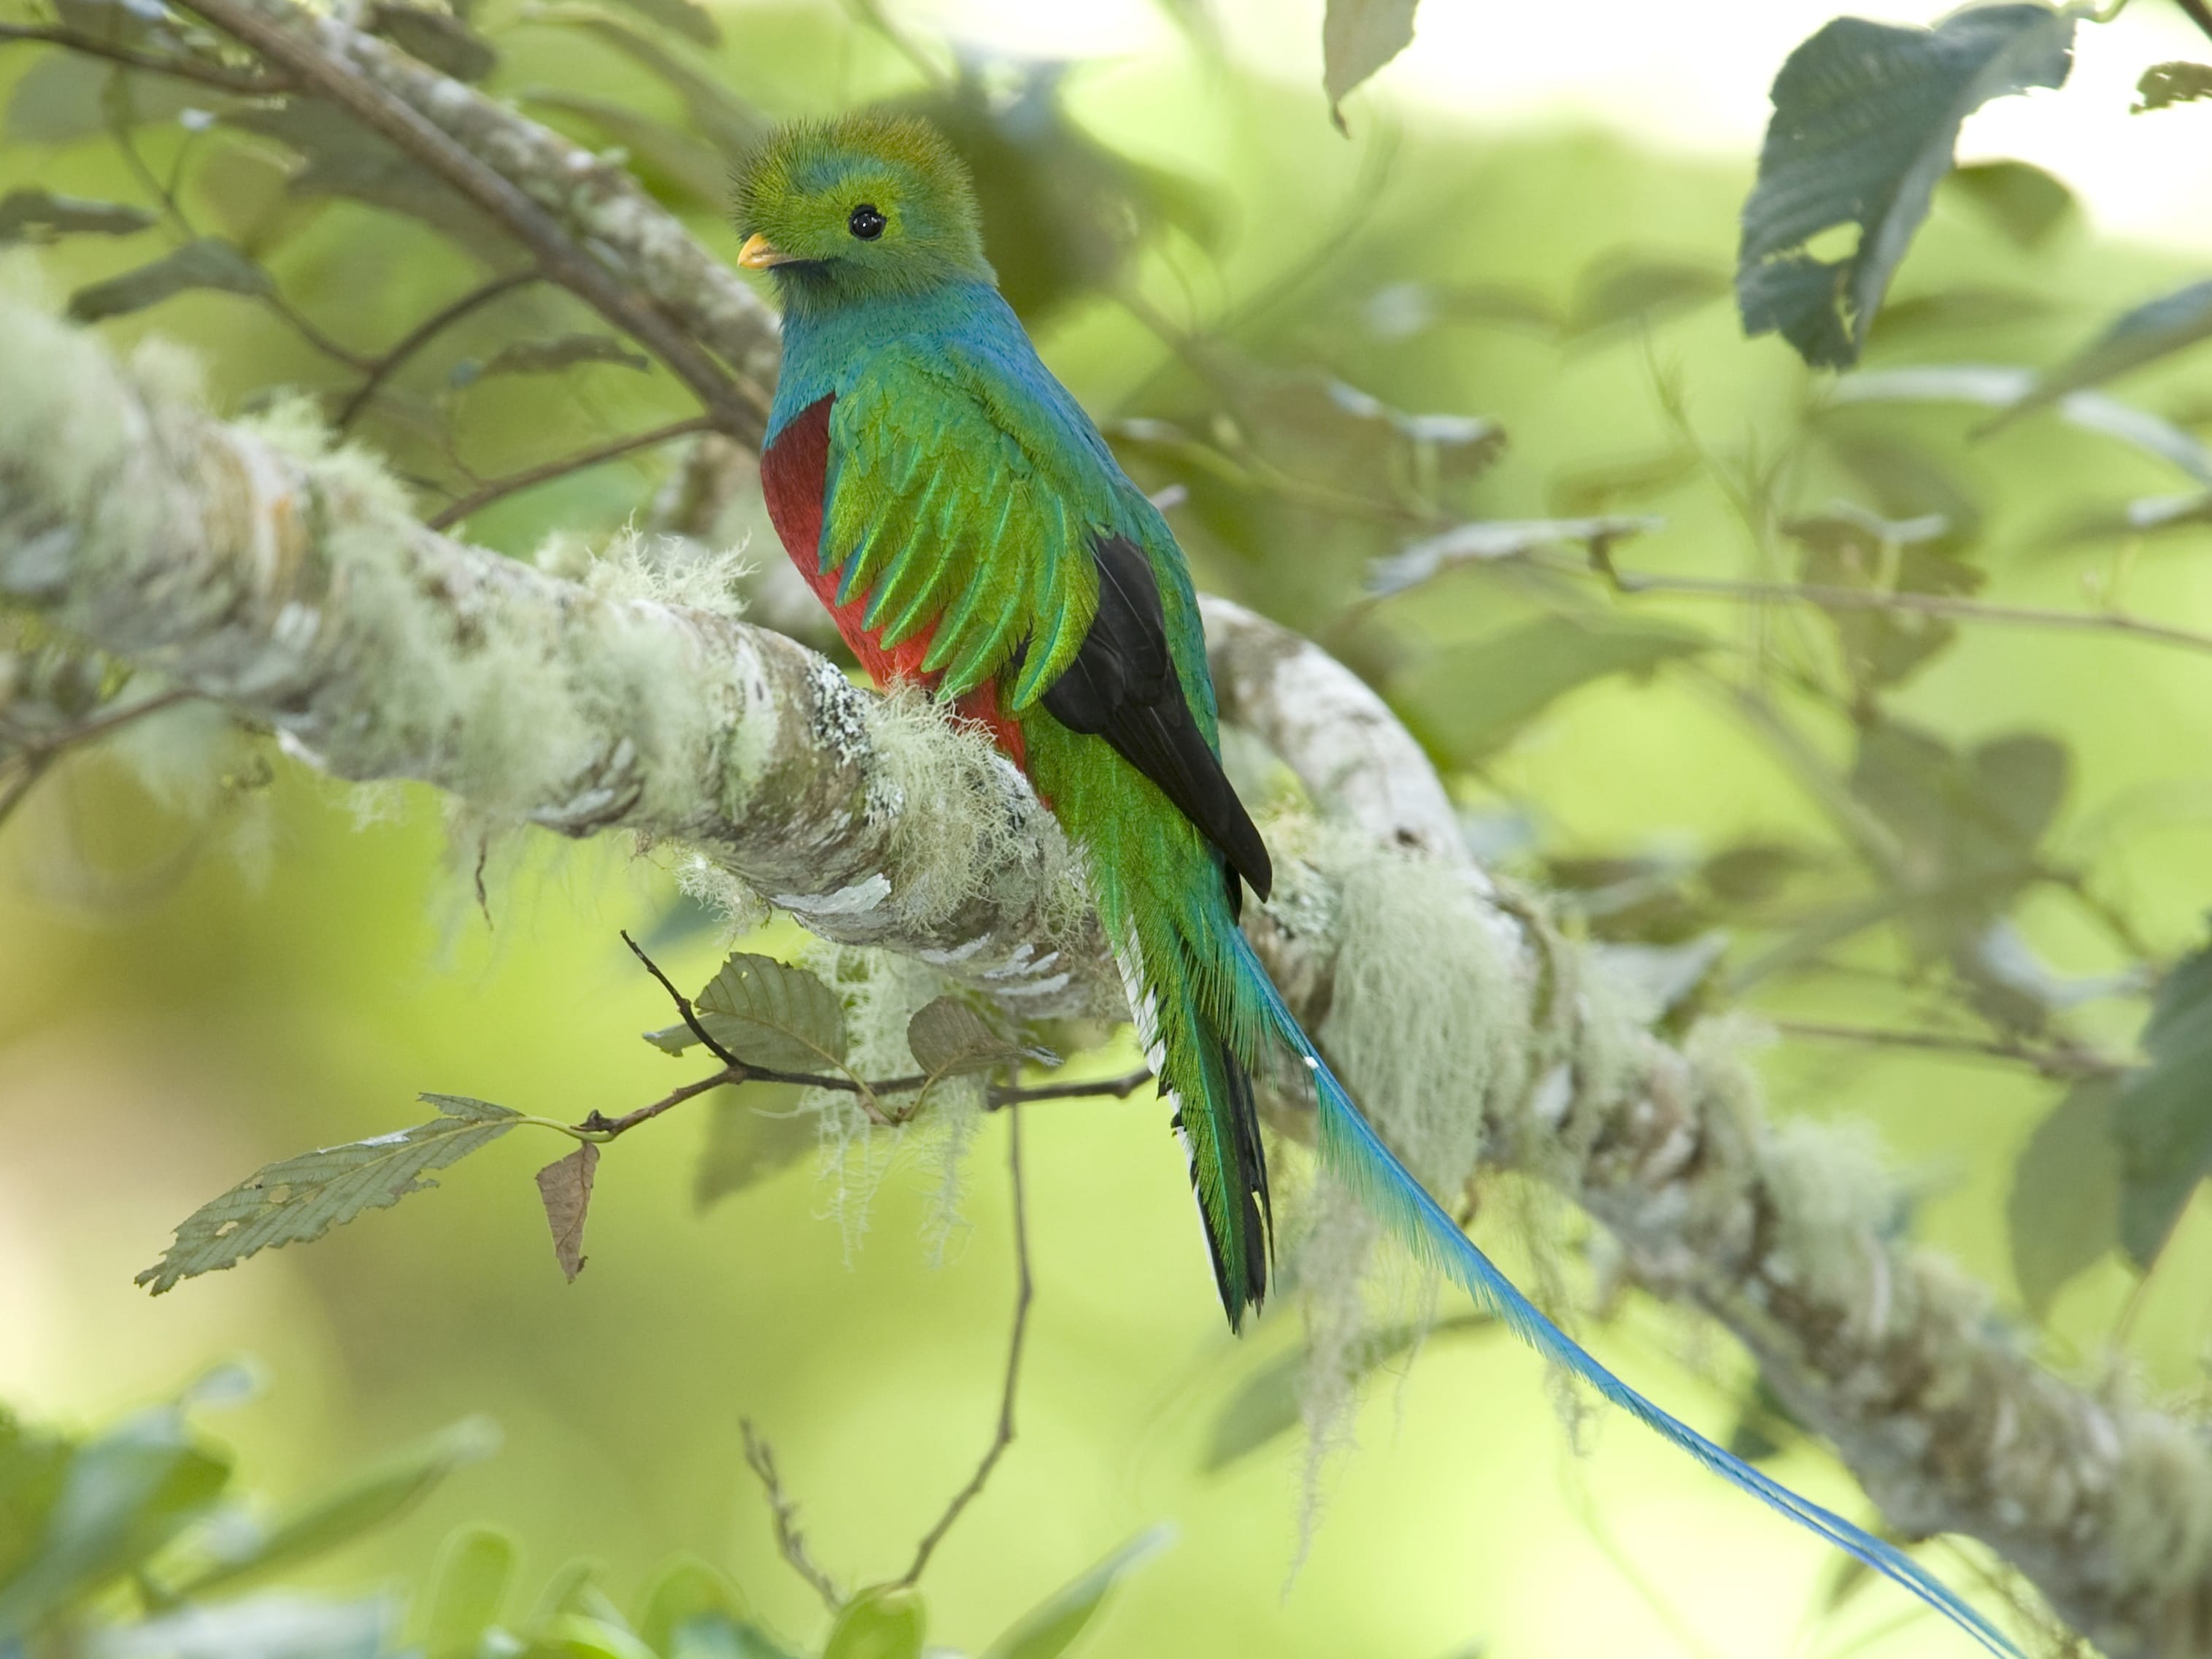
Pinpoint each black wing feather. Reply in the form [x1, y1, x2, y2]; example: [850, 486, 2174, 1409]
[1041, 534, 1273, 907]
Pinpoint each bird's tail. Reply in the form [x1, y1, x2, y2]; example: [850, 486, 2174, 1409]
[1212, 921, 2019, 1658]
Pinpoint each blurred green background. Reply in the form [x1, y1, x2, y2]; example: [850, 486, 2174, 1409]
[8, 0, 2212, 1654]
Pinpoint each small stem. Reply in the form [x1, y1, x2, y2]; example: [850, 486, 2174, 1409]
[264, 291, 374, 372]
[987, 1066, 1153, 1109]
[337, 270, 541, 431]
[1770, 1017, 2127, 1080]
[621, 929, 747, 1072]
[898, 1105, 1032, 1587]
[0, 688, 199, 833]
[740, 1420, 842, 1613]
[428, 415, 716, 530]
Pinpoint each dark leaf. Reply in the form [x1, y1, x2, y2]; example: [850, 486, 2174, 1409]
[694, 1088, 813, 1210]
[1738, 4, 2075, 367]
[1395, 613, 1708, 765]
[602, 0, 719, 45]
[694, 953, 847, 1073]
[1785, 505, 1982, 688]
[452, 334, 650, 385]
[536, 1143, 600, 1282]
[2001, 280, 2212, 425]
[820, 1586, 925, 1659]
[0, 188, 154, 242]
[420, 1525, 519, 1658]
[172, 1419, 499, 1598]
[369, 3, 498, 82]
[907, 998, 1057, 1083]
[67, 236, 270, 321]
[1322, 0, 1417, 133]
[135, 1094, 520, 1294]
[2135, 61, 2212, 113]
[2114, 936, 2212, 1266]
[2010, 1079, 2122, 1317]
[1944, 158, 2074, 248]
[1563, 253, 1727, 339]
[980, 1527, 1175, 1659]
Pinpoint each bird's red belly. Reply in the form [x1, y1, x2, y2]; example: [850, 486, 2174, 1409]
[759, 395, 1027, 769]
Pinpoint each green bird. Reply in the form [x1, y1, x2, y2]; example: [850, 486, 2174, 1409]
[733, 114, 2013, 1655]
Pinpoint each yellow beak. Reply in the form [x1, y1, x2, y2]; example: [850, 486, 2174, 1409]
[738, 232, 793, 269]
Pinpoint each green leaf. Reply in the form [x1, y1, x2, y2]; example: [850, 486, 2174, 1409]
[602, 0, 719, 46]
[525, 1614, 661, 1659]
[5, 53, 218, 145]
[540, 12, 763, 153]
[535, 1143, 599, 1282]
[821, 1587, 924, 1659]
[980, 1527, 1174, 1659]
[420, 1524, 519, 1657]
[1321, 0, 1417, 133]
[2135, 61, 2212, 113]
[1784, 505, 1983, 689]
[1562, 254, 1727, 340]
[1738, 4, 2075, 368]
[370, 2, 498, 82]
[2000, 280, 2212, 426]
[53, 0, 180, 50]
[0, 1398, 231, 1637]
[0, 1411, 74, 1586]
[0, 188, 155, 242]
[634, 1556, 749, 1652]
[67, 237, 272, 323]
[136, 1094, 521, 1295]
[906, 998, 1056, 1081]
[693, 954, 847, 1073]
[451, 334, 651, 385]
[1396, 614, 1708, 766]
[1368, 515, 1660, 598]
[171, 1418, 499, 1598]
[2010, 1079, 2123, 1317]
[2114, 937, 2212, 1266]
[694, 1090, 816, 1211]
[1943, 158, 2073, 249]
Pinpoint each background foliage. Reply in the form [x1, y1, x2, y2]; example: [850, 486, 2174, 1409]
[9, 0, 2212, 1654]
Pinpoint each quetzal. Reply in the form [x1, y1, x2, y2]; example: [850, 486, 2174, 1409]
[733, 114, 2013, 1655]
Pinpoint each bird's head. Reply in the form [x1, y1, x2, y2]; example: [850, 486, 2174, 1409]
[733, 113, 995, 315]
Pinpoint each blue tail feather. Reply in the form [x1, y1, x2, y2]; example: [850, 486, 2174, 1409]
[1233, 942, 2018, 1658]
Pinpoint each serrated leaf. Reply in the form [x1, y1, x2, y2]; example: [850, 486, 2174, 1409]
[2135, 61, 2212, 112]
[451, 334, 650, 385]
[135, 1094, 520, 1295]
[420, 1525, 518, 1657]
[1738, 4, 2075, 369]
[906, 998, 1055, 1081]
[67, 237, 271, 322]
[1395, 614, 1707, 765]
[1999, 280, 2212, 427]
[2114, 936, 2212, 1266]
[1322, 0, 1417, 133]
[370, 3, 497, 82]
[693, 1090, 814, 1212]
[0, 188, 154, 242]
[821, 1587, 924, 1659]
[0, 1398, 231, 1637]
[981, 1527, 1174, 1659]
[2010, 1079, 2122, 1317]
[1944, 158, 2073, 249]
[171, 1419, 499, 1599]
[694, 954, 847, 1073]
[535, 1143, 599, 1282]
[601, 0, 718, 45]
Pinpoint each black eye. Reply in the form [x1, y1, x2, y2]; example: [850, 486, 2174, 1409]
[848, 203, 886, 241]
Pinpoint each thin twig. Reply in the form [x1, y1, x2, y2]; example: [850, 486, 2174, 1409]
[171, 0, 753, 428]
[2176, 0, 2212, 45]
[0, 688, 199, 832]
[0, 23, 286, 91]
[898, 1105, 1033, 1587]
[739, 1420, 842, 1613]
[987, 1066, 1153, 1108]
[1770, 1017, 2128, 1080]
[428, 415, 716, 530]
[1581, 559, 2212, 658]
[337, 270, 541, 431]
[620, 929, 748, 1072]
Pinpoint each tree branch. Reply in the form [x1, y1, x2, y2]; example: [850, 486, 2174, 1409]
[740, 1420, 841, 1613]
[427, 415, 716, 531]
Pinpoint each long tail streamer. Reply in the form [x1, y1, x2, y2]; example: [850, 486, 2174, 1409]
[1235, 939, 2019, 1658]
